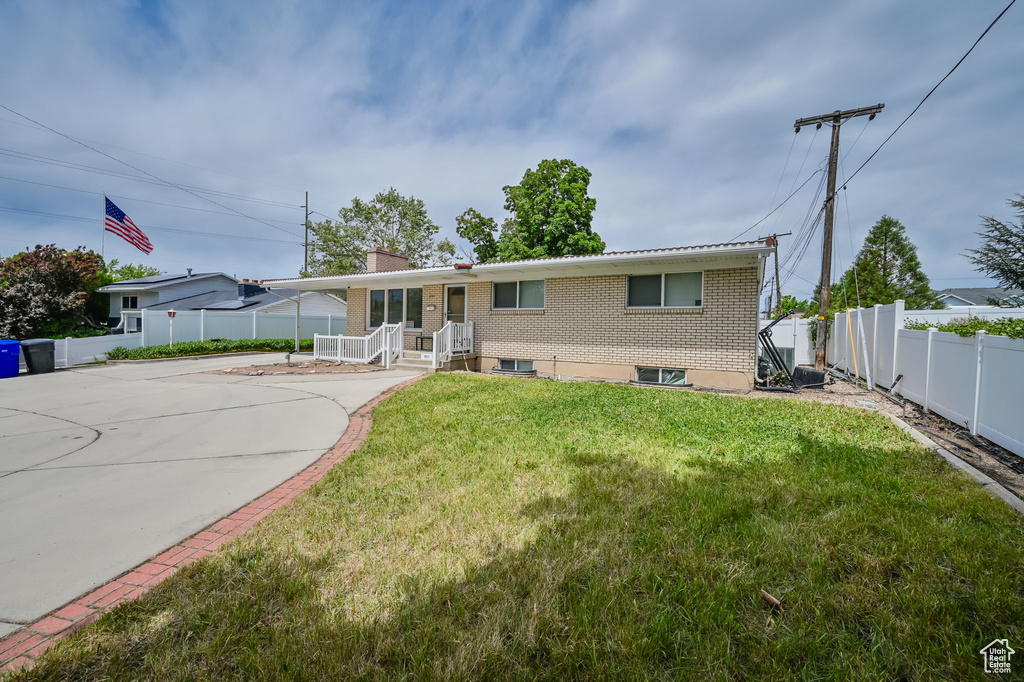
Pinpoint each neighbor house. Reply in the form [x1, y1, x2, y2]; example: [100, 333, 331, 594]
[264, 241, 774, 390]
[98, 272, 346, 332]
[934, 287, 1023, 308]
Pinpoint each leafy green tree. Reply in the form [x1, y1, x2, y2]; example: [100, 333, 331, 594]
[778, 295, 811, 314]
[966, 194, 1024, 298]
[104, 260, 162, 282]
[0, 244, 106, 338]
[812, 215, 941, 313]
[457, 159, 604, 262]
[306, 188, 456, 276]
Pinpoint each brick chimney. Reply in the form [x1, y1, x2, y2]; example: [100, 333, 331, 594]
[366, 247, 410, 273]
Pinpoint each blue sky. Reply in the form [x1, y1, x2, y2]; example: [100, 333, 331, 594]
[0, 0, 1020, 301]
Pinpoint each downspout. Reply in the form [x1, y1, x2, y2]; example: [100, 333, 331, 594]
[754, 249, 768, 382]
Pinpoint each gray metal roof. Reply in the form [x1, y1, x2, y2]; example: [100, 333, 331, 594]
[936, 287, 1024, 305]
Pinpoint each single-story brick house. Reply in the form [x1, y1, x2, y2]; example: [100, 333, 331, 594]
[264, 240, 774, 389]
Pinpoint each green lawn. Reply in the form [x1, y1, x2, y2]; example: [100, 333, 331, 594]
[13, 374, 1024, 680]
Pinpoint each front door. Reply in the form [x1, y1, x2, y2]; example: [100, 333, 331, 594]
[445, 285, 466, 324]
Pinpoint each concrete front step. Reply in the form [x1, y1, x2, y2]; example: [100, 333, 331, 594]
[394, 357, 433, 368]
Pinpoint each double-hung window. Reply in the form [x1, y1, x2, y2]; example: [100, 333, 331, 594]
[368, 287, 423, 329]
[492, 280, 544, 309]
[627, 272, 702, 308]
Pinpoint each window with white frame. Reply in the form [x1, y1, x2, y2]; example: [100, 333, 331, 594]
[635, 367, 688, 385]
[121, 295, 138, 309]
[492, 280, 544, 309]
[497, 359, 534, 372]
[627, 272, 702, 308]
[368, 287, 423, 329]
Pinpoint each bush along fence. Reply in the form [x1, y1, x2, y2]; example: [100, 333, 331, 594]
[37, 310, 345, 368]
[828, 301, 1024, 458]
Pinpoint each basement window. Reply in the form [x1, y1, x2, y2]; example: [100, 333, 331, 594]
[498, 359, 533, 372]
[635, 367, 689, 386]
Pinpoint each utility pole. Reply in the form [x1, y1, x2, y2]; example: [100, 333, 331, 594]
[758, 232, 791, 319]
[304, 191, 309, 274]
[794, 103, 884, 370]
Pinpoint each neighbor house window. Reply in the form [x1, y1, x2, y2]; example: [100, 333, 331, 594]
[121, 295, 138, 309]
[369, 287, 423, 329]
[498, 359, 534, 372]
[627, 272, 702, 307]
[636, 367, 688, 385]
[492, 280, 544, 309]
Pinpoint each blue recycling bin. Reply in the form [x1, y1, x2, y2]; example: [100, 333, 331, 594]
[0, 340, 20, 379]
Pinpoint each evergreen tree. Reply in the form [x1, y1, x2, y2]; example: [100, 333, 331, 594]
[966, 194, 1024, 295]
[813, 215, 941, 313]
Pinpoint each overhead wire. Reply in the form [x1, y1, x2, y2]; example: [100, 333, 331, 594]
[0, 148, 299, 209]
[835, 0, 1016, 194]
[731, 126, 822, 242]
[0, 175, 302, 226]
[0, 205, 303, 246]
[0, 104, 306, 239]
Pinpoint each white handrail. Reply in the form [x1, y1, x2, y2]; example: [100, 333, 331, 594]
[431, 321, 473, 368]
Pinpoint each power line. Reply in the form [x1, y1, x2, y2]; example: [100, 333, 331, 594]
[838, 0, 1016, 193]
[730, 168, 824, 242]
[0, 205, 303, 246]
[0, 148, 299, 209]
[0, 113, 309, 199]
[0, 175, 303, 228]
[0, 104, 305, 239]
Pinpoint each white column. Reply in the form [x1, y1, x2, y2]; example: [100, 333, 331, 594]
[971, 330, 986, 436]
[923, 327, 937, 413]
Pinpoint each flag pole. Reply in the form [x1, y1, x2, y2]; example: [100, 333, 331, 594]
[101, 193, 106, 261]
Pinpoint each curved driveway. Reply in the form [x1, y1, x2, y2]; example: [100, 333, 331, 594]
[0, 354, 421, 639]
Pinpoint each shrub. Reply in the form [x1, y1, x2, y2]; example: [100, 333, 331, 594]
[904, 316, 1024, 339]
[106, 338, 314, 360]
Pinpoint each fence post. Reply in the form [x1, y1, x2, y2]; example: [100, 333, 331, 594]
[891, 300, 905, 388]
[140, 309, 147, 347]
[971, 330, 986, 436]
[200, 309, 205, 342]
[328, 314, 332, 335]
[923, 327, 936, 413]
[252, 311, 257, 339]
[872, 304, 881, 386]
[63, 337, 72, 367]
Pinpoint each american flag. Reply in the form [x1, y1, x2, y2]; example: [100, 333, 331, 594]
[105, 197, 154, 254]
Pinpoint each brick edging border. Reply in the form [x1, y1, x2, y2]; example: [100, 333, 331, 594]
[0, 375, 426, 674]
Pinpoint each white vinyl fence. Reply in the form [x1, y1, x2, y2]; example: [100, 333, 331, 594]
[28, 310, 346, 368]
[758, 317, 813, 369]
[828, 302, 1024, 457]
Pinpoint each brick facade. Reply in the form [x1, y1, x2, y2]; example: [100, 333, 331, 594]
[346, 267, 759, 385]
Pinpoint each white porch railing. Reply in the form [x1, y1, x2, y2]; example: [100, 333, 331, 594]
[313, 324, 399, 364]
[432, 321, 473, 369]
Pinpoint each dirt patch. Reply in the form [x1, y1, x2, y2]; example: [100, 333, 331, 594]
[216, 359, 383, 376]
[749, 374, 1024, 500]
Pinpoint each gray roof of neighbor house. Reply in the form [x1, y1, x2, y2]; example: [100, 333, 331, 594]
[145, 288, 304, 312]
[97, 272, 233, 292]
[935, 287, 1024, 305]
[261, 240, 775, 291]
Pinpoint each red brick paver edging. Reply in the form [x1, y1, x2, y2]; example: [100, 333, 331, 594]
[0, 375, 425, 674]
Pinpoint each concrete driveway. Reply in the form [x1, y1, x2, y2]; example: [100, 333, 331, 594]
[0, 354, 422, 639]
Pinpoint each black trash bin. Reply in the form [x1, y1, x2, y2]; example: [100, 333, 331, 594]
[21, 338, 56, 374]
